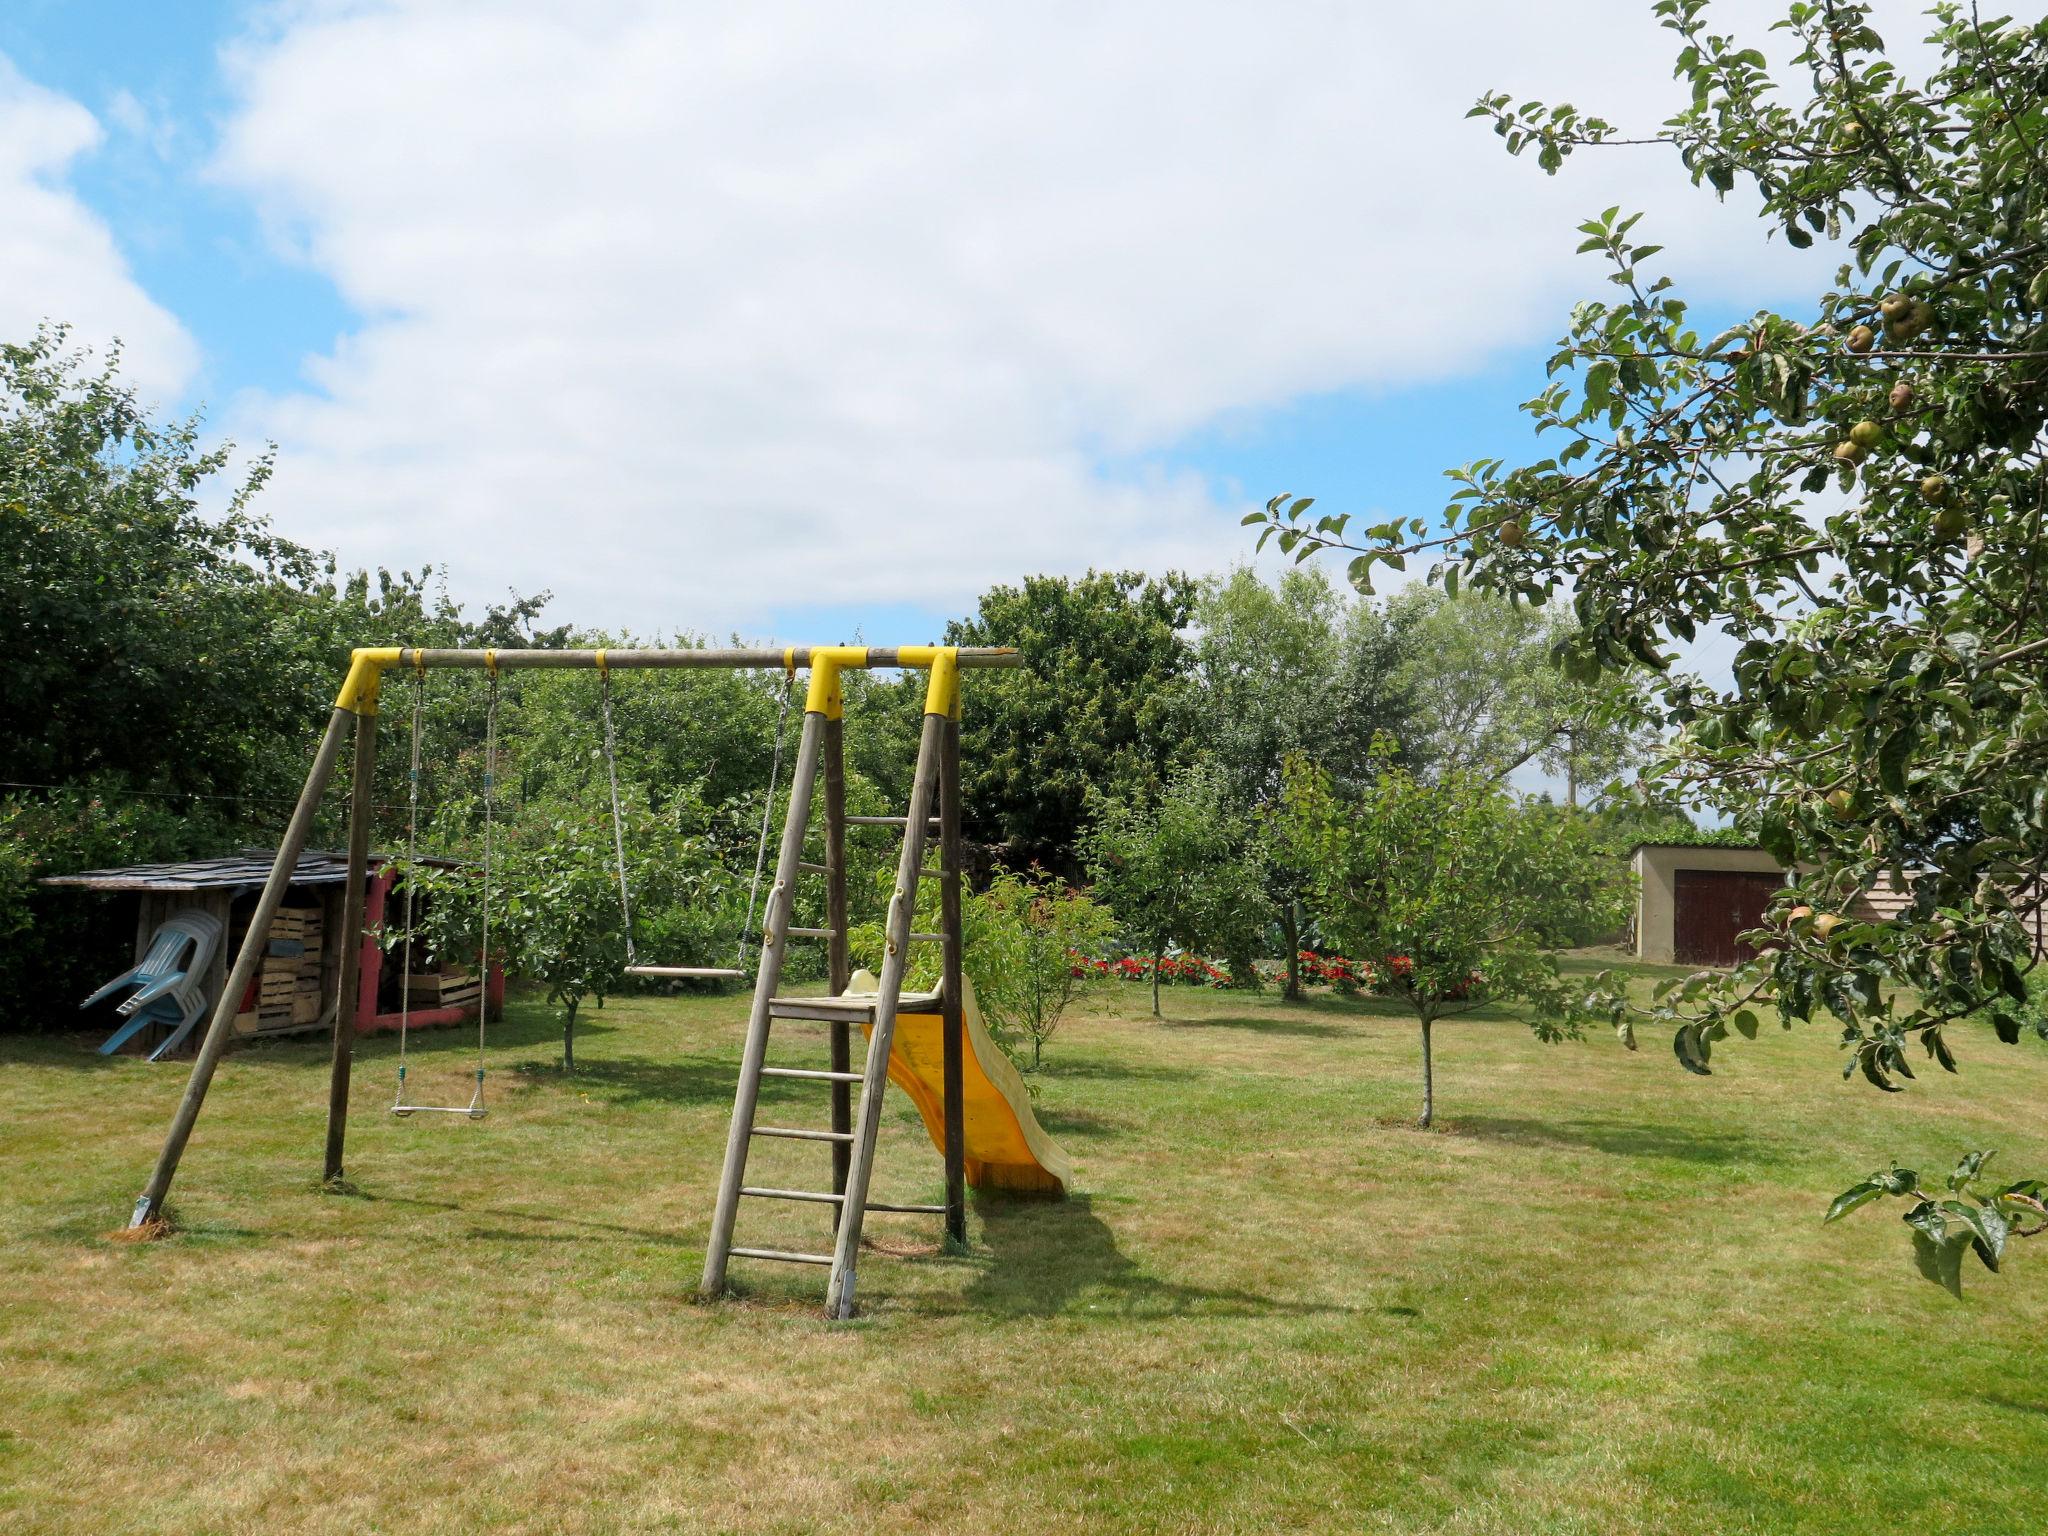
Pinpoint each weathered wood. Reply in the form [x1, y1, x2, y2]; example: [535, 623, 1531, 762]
[394, 647, 1022, 672]
[939, 714, 967, 1246]
[131, 705, 354, 1227]
[767, 991, 942, 1023]
[742, 1185, 844, 1205]
[698, 710, 826, 1298]
[729, 1246, 833, 1266]
[751, 1126, 854, 1143]
[323, 708, 379, 1183]
[825, 707, 945, 1320]
[822, 715, 853, 1211]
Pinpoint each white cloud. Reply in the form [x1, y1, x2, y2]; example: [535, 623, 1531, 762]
[0, 56, 197, 401]
[212, 0, 1841, 634]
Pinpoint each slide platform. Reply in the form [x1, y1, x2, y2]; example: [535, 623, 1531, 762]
[844, 970, 1070, 1195]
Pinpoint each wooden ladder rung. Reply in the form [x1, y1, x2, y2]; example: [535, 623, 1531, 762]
[741, 1188, 946, 1217]
[907, 931, 945, 943]
[751, 1125, 853, 1143]
[730, 1246, 833, 1266]
[761, 1066, 864, 1083]
[742, 1185, 843, 1205]
[796, 861, 830, 875]
[845, 815, 943, 827]
[785, 927, 839, 939]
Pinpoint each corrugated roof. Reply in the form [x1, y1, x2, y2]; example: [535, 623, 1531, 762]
[40, 850, 463, 892]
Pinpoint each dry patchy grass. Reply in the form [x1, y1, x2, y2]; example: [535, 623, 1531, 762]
[2, 962, 2046, 1534]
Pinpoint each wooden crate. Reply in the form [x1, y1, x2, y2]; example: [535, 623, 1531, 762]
[405, 971, 481, 1008]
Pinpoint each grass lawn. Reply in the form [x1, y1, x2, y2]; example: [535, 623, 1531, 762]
[3, 958, 2046, 1534]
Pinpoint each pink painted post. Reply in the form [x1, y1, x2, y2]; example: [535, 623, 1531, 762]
[354, 868, 393, 1033]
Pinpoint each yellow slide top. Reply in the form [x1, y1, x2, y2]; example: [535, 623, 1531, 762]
[845, 970, 1070, 1195]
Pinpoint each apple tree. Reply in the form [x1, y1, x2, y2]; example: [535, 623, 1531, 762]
[1250, 0, 2048, 1287]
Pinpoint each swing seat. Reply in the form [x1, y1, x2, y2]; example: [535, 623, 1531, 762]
[625, 965, 747, 980]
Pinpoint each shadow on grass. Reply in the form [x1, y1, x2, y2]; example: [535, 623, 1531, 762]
[1030, 1059, 1201, 1085]
[1034, 1108, 1120, 1140]
[1158, 1013, 1349, 1040]
[1451, 1114, 1783, 1167]
[952, 1192, 1347, 1321]
[501, 1051, 740, 1109]
[351, 1189, 691, 1247]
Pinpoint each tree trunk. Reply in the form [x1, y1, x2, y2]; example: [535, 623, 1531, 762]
[563, 998, 579, 1073]
[1418, 1015, 1434, 1128]
[1282, 901, 1302, 1001]
[1152, 948, 1163, 1017]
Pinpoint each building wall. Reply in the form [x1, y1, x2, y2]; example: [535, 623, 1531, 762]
[1632, 845, 1788, 965]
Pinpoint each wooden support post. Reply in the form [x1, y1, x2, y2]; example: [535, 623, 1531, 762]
[821, 715, 853, 1212]
[825, 706, 945, 1320]
[939, 714, 967, 1245]
[130, 706, 355, 1228]
[322, 706, 379, 1184]
[700, 710, 826, 1298]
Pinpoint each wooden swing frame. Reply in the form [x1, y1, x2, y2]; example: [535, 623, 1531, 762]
[126, 644, 1021, 1237]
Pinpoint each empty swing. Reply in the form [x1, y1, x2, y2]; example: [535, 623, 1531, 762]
[391, 657, 495, 1119]
[598, 650, 793, 982]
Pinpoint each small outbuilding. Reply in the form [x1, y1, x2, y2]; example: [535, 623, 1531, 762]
[1630, 837, 1787, 967]
[42, 851, 502, 1058]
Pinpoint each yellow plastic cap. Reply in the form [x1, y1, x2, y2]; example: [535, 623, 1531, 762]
[334, 647, 404, 715]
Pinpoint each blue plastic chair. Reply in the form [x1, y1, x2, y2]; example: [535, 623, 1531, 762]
[83, 909, 225, 1061]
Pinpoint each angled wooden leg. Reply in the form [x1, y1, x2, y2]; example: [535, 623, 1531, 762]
[130, 706, 354, 1228]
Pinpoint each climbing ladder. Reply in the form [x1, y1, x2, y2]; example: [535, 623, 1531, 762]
[700, 648, 967, 1319]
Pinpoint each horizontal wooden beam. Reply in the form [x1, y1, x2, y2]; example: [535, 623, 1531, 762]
[390, 646, 1021, 672]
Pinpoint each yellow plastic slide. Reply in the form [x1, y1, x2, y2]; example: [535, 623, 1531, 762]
[845, 970, 1070, 1195]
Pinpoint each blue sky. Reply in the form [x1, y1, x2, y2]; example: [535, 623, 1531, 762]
[0, 2, 354, 404]
[0, 2, 1823, 645]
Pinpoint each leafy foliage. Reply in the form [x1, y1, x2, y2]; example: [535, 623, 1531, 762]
[1186, 567, 1416, 994]
[1284, 750, 1626, 1125]
[967, 867, 1117, 1068]
[1390, 588, 1660, 802]
[947, 570, 1199, 871]
[1081, 761, 1273, 1015]
[1825, 1148, 2048, 1298]
[1247, 1, 2048, 1285]
[399, 795, 718, 1071]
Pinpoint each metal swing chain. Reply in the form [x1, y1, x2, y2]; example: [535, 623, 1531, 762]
[391, 661, 425, 1107]
[598, 658, 637, 967]
[737, 668, 797, 972]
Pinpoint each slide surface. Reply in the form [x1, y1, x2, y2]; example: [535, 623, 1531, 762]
[845, 970, 1070, 1195]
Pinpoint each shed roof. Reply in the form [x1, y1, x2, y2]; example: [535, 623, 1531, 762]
[1628, 832, 1764, 856]
[40, 850, 461, 893]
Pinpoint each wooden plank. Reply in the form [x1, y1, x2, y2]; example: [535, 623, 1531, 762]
[821, 714, 853, 1213]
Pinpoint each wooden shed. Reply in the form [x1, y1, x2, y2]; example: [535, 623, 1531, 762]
[42, 852, 502, 1057]
[1631, 840, 1787, 967]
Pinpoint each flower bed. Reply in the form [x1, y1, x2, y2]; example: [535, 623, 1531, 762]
[1069, 951, 1233, 988]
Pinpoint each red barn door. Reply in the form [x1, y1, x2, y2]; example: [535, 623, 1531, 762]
[1673, 870, 1782, 967]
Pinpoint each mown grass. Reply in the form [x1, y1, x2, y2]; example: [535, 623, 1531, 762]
[2, 960, 2045, 1535]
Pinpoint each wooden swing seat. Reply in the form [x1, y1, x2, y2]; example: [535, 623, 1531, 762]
[625, 964, 747, 980]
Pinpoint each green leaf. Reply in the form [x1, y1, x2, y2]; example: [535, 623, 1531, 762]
[1911, 1227, 1970, 1298]
[1825, 1180, 1883, 1223]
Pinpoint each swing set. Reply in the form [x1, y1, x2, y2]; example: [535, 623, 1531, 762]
[380, 652, 795, 1119]
[126, 643, 1060, 1319]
